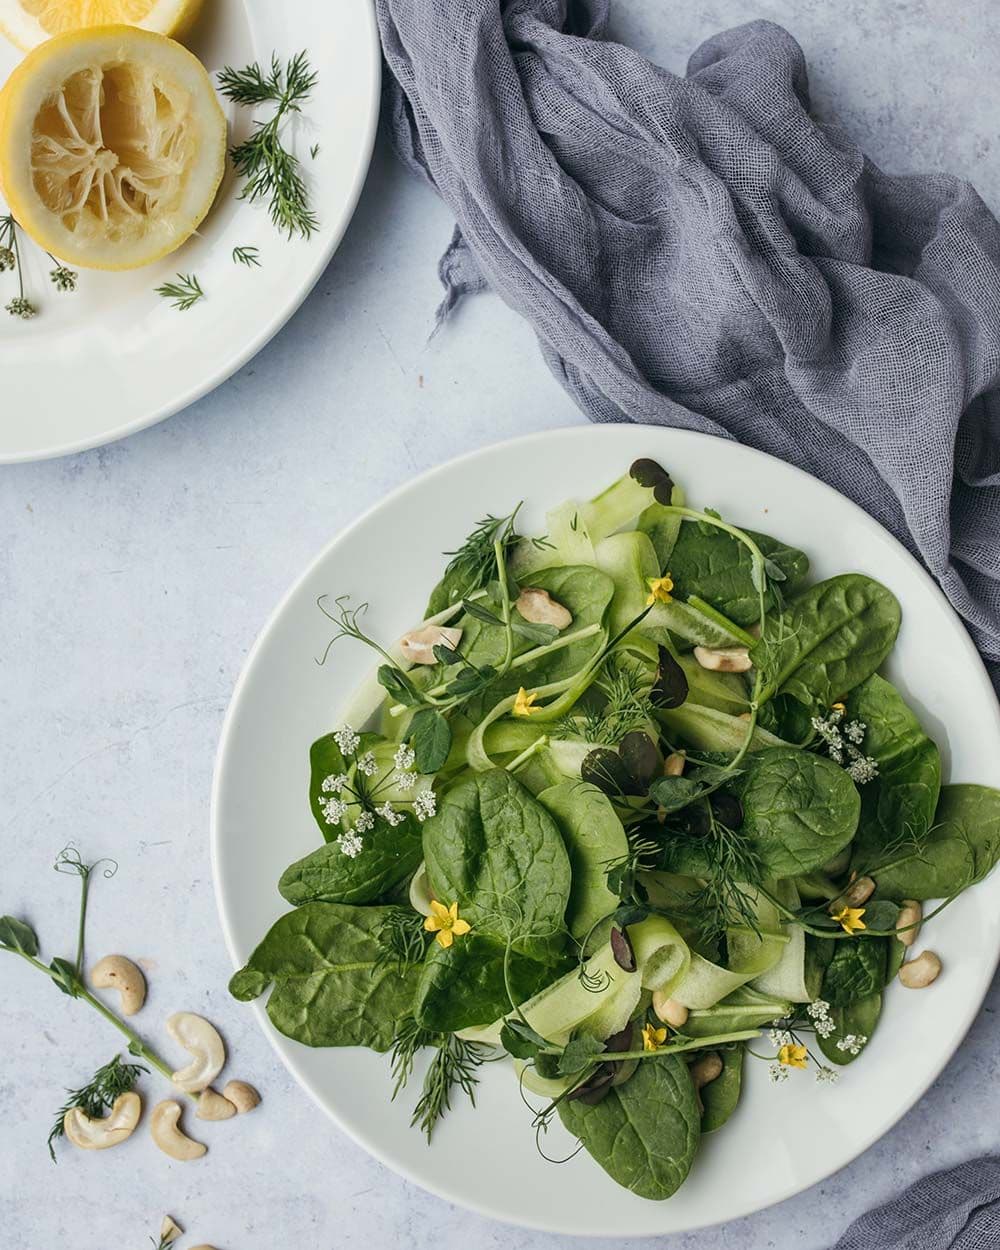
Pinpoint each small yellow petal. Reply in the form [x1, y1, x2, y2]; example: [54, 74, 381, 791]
[513, 687, 540, 717]
[451, 917, 471, 937]
[641, 1022, 667, 1051]
[778, 1043, 809, 1069]
[448, 901, 460, 921]
[831, 701, 846, 715]
[645, 576, 674, 606]
[424, 914, 442, 933]
[831, 905, 867, 935]
[428, 899, 450, 920]
[435, 927, 454, 949]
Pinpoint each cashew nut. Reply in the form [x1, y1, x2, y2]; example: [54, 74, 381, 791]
[63, 1091, 141, 1150]
[693, 646, 752, 673]
[689, 1052, 724, 1090]
[838, 875, 875, 909]
[515, 588, 573, 630]
[223, 1080, 261, 1114]
[196, 1087, 236, 1121]
[150, 1100, 207, 1160]
[898, 950, 941, 989]
[399, 625, 462, 665]
[167, 1012, 226, 1093]
[89, 954, 146, 1016]
[897, 899, 922, 947]
[651, 991, 689, 1029]
[160, 1216, 183, 1244]
[663, 752, 686, 778]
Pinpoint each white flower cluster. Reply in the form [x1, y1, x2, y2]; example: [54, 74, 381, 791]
[815, 1065, 840, 1084]
[768, 1063, 789, 1083]
[811, 708, 880, 785]
[836, 1032, 867, 1056]
[768, 1028, 794, 1048]
[806, 999, 836, 1039]
[320, 727, 439, 859]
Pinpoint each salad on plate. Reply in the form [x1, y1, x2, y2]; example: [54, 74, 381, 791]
[230, 458, 1000, 1201]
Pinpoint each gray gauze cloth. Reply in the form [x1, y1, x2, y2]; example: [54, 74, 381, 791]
[377, 1, 1000, 693]
[831, 1157, 1000, 1250]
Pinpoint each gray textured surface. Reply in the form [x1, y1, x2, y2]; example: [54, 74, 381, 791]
[2, 3, 1000, 1246]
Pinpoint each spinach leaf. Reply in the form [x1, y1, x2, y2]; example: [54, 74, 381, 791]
[537, 782, 628, 940]
[278, 812, 424, 907]
[228, 903, 421, 1050]
[558, 1053, 700, 1200]
[461, 565, 614, 708]
[668, 524, 809, 625]
[868, 784, 1000, 900]
[700, 1045, 744, 1133]
[751, 575, 900, 707]
[409, 708, 452, 774]
[817, 994, 881, 1066]
[847, 675, 941, 873]
[734, 748, 861, 876]
[416, 770, 572, 1030]
[820, 937, 888, 1007]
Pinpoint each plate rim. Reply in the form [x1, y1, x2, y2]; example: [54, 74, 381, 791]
[0, 0, 381, 465]
[210, 424, 1000, 1236]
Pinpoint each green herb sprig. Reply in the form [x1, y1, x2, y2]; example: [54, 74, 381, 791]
[218, 51, 319, 239]
[390, 1017, 490, 1141]
[155, 272, 205, 311]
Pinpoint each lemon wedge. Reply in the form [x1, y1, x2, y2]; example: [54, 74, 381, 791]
[0, 0, 203, 51]
[0, 26, 226, 269]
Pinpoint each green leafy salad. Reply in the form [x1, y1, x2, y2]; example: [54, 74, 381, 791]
[230, 458, 1000, 1201]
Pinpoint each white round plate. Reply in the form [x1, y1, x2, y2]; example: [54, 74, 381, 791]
[0, 0, 378, 462]
[212, 426, 1000, 1237]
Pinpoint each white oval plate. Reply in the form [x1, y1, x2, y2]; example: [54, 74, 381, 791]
[212, 426, 1000, 1237]
[0, 0, 378, 462]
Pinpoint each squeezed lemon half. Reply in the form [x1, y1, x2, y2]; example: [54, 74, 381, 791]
[0, 26, 226, 269]
[0, 0, 203, 51]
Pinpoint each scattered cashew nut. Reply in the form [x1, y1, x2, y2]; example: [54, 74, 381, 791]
[515, 587, 572, 630]
[150, 1100, 207, 1160]
[64, 1091, 141, 1150]
[663, 752, 686, 778]
[160, 1216, 183, 1244]
[89, 954, 146, 1016]
[651, 991, 689, 1029]
[693, 646, 752, 673]
[897, 899, 922, 947]
[196, 1088, 236, 1121]
[898, 950, 941, 989]
[223, 1080, 261, 1114]
[167, 1012, 226, 1093]
[838, 875, 876, 909]
[689, 1052, 724, 1090]
[399, 625, 462, 665]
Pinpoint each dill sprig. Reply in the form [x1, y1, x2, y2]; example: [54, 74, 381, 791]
[441, 506, 525, 603]
[232, 245, 261, 268]
[390, 1018, 489, 1141]
[659, 807, 764, 950]
[218, 51, 319, 239]
[155, 273, 205, 311]
[1, 214, 35, 319]
[48, 1054, 146, 1161]
[554, 656, 652, 745]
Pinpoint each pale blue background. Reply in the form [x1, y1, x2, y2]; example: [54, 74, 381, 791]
[3, 3, 999, 1246]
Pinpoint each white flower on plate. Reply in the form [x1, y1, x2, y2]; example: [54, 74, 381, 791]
[413, 790, 437, 822]
[377, 802, 405, 827]
[337, 830, 363, 859]
[836, 1033, 868, 1056]
[354, 809, 375, 834]
[334, 725, 360, 755]
[320, 797, 348, 824]
[393, 744, 416, 772]
[321, 773, 349, 794]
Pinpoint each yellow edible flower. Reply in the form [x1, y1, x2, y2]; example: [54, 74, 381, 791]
[646, 575, 674, 606]
[513, 687, 540, 717]
[423, 900, 471, 949]
[831, 701, 846, 715]
[778, 1043, 808, 1069]
[831, 905, 867, 936]
[642, 1022, 668, 1052]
